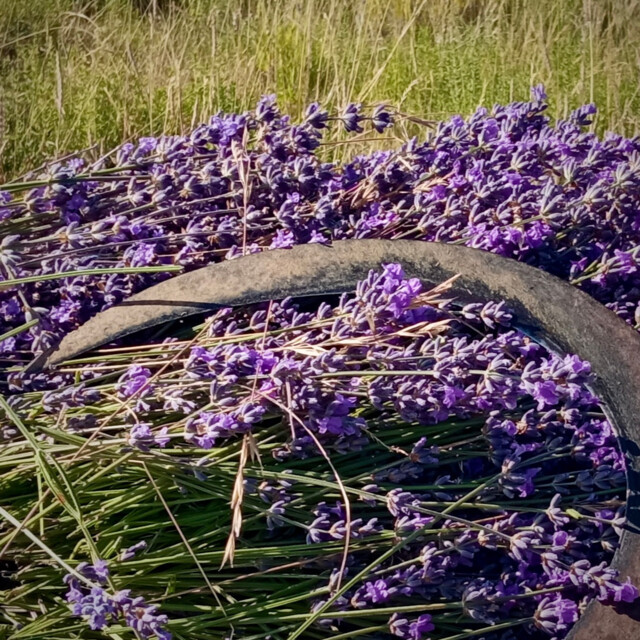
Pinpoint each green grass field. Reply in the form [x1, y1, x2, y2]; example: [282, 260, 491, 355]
[1, 0, 640, 181]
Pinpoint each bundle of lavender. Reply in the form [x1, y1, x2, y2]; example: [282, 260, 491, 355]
[2, 89, 640, 639]
[2, 87, 640, 368]
[0, 264, 635, 639]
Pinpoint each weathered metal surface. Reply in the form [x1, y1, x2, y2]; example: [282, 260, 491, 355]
[29, 239, 640, 637]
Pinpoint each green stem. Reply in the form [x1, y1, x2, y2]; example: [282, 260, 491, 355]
[0, 318, 39, 342]
[0, 265, 182, 289]
[323, 625, 388, 640]
[437, 617, 532, 640]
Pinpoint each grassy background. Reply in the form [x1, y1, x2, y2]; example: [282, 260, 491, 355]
[1, 0, 639, 181]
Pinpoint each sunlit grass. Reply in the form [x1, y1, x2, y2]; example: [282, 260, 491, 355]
[1, 0, 639, 180]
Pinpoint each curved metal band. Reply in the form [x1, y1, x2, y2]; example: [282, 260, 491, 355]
[32, 239, 640, 637]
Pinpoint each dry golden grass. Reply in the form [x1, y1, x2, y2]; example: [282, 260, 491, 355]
[1, 0, 639, 181]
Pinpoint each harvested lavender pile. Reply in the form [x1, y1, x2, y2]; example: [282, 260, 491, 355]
[0, 88, 639, 640]
[2, 87, 640, 366]
[0, 264, 635, 640]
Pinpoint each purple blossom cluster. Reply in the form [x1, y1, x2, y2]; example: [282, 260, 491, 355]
[2, 88, 640, 368]
[108, 262, 606, 464]
[389, 613, 435, 639]
[63, 560, 170, 640]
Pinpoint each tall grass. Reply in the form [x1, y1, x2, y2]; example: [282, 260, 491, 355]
[1, 0, 640, 181]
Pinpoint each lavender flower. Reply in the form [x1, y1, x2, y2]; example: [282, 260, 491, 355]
[341, 103, 364, 133]
[120, 540, 148, 561]
[389, 612, 435, 639]
[64, 562, 171, 639]
[371, 105, 394, 133]
[304, 102, 329, 129]
[128, 423, 170, 451]
[534, 595, 579, 635]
